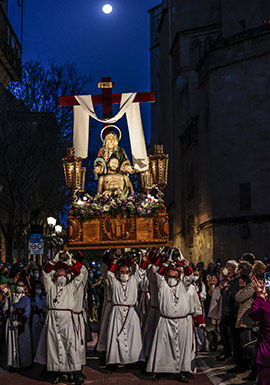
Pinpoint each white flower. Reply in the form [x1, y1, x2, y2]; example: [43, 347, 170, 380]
[103, 204, 110, 212]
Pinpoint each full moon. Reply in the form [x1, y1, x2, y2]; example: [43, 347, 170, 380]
[102, 4, 113, 14]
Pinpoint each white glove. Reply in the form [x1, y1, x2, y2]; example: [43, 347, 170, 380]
[52, 252, 60, 264]
[65, 251, 73, 266]
[178, 249, 185, 262]
[12, 320, 20, 327]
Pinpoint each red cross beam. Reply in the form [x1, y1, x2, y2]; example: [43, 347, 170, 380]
[59, 77, 155, 123]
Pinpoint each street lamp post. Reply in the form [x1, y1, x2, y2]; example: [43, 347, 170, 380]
[46, 217, 64, 259]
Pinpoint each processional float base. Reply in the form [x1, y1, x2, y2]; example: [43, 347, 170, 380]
[66, 212, 170, 249]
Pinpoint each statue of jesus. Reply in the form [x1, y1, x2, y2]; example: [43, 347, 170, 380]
[97, 156, 134, 197]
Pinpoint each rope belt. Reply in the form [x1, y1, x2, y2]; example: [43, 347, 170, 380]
[48, 308, 84, 351]
[113, 304, 135, 337]
[161, 313, 193, 320]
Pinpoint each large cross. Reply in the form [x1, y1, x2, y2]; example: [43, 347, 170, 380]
[59, 76, 155, 136]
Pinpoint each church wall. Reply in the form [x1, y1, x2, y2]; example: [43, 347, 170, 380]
[201, 34, 270, 219]
[221, 0, 270, 37]
[170, 0, 221, 40]
[149, 6, 162, 147]
[197, 29, 270, 261]
[150, 2, 270, 264]
[213, 222, 270, 262]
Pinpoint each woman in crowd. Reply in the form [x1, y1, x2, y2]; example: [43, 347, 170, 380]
[232, 261, 254, 372]
[250, 269, 270, 385]
[6, 278, 32, 369]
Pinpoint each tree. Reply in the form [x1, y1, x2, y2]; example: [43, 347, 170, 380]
[7, 59, 92, 141]
[0, 91, 68, 261]
[0, 60, 93, 261]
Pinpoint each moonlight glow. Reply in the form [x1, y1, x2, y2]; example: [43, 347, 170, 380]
[102, 4, 113, 14]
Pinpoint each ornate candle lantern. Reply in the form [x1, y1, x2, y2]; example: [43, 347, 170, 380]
[139, 145, 169, 200]
[149, 145, 169, 190]
[62, 148, 86, 200]
[139, 157, 154, 194]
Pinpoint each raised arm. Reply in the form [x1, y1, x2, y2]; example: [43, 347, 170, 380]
[71, 262, 88, 289]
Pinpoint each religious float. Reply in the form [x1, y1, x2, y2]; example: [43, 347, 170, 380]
[60, 77, 170, 249]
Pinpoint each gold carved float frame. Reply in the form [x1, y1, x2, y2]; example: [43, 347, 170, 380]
[66, 213, 170, 249]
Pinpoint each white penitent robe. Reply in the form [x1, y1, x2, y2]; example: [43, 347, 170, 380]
[97, 263, 113, 352]
[139, 274, 150, 332]
[6, 293, 32, 368]
[141, 264, 160, 358]
[146, 275, 193, 374]
[187, 283, 203, 365]
[31, 295, 47, 355]
[38, 267, 87, 372]
[106, 266, 145, 365]
[72, 264, 88, 320]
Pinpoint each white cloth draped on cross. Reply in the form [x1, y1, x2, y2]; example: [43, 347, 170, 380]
[73, 93, 149, 172]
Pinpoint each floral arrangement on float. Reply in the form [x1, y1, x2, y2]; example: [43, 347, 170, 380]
[72, 192, 165, 220]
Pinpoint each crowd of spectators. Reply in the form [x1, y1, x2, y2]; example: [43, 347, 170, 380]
[195, 253, 270, 383]
[0, 251, 269, 385]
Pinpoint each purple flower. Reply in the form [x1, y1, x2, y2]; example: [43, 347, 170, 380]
[147, 209, 152, 215]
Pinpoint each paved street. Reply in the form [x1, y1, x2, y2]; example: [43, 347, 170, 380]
[0, 331, 255, 385]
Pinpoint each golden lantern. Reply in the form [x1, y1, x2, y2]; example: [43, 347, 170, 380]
[139, 157, 154, 194]
[139, 145, 169, 200]
[149, 145, 169, 190]
[62, 148, 86, 200]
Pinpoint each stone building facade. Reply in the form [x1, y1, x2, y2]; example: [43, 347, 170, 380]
[0, 0, 21, 261]
[0, 0, 21, 89]
[149, 0, 270, 264]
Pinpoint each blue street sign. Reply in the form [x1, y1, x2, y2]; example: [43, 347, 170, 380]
[30, 234, 43, 243]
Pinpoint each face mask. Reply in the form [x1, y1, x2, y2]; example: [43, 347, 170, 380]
[193, 275, 200, 282]
[222, 267, 228, 276]
[167, 278, 178, 287]
[36, 289, 42, 295]
[56, 276, 67, 286]
[120, 274, 129, 282]
[34, 273, 39, 278]
[16, 286, 24, 293]
[29, 272, 33, 277]
[89, 273, 94, 279]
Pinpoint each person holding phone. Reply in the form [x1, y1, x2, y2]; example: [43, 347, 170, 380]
[250, 269, 270, 385]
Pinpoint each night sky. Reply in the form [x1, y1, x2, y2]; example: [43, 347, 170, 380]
[8, 0, 161, 144]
